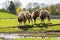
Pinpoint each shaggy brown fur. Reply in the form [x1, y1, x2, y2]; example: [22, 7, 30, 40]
[31, 9, 40, 24]
[40, 10, 51, 23]
[17, 11, 32, 26]
[17, 12, 27, 26]
[24, 11, 32, 25]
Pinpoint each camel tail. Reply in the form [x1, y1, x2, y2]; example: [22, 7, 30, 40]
[47, 15, 51, 21]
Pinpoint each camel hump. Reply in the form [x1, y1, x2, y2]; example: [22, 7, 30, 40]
[40, 10, 49, 16]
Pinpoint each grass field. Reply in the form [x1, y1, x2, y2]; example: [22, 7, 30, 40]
[14, 37, 60, 40]
[0, 19, 60, 32]
[0, 12, 16, 19]
[0, 38, 3, 40]
[0, 39, 2, 40]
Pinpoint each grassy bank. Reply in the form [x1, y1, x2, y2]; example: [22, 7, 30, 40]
[0, 12, 16, 19]
[14, 37, 60, 40]
[0, 19, 60, 32]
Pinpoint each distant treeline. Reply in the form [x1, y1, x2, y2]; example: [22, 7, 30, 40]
[42, 4, 60, 15]
[0, 1, 60, 15]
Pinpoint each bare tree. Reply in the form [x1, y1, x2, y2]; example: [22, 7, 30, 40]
[14, 0, 22, 8]
[33, 2, 40, 9]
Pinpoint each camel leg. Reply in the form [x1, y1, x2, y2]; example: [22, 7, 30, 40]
[24, 20, 26, 26]
[31, 19, 33, 25]
[41, 18, 43, 24]
[19, 22, 20, 26]
[21, 22, 22, 26]
[41, 20, 42, 23]
[19, 22, 22, 26]
[41, 19, 45, 24]
[47, 15, 51, 23]
[24, 22, 26, 26]
[31, 16, 33, 25]
[28, 19, 30, 25]
[43, 19, 45, 24]
[34, 19, 36, 25]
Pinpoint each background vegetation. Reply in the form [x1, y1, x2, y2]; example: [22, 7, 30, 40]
[0, 0, 60, 15]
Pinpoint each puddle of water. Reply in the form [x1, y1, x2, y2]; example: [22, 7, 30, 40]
[0, 33, 24, 39]
[1, 33, 60, 40]
[0, 33, 43, 39]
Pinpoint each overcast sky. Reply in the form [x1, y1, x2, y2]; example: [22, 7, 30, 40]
[0, 0, 60, 8]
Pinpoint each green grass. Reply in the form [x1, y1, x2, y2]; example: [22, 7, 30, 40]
[0, 39, 2, 40]
[14, 37, 60, 40]
[0, 12, 16, 19]
[0, 19, 60, 32]
[0, 19, 18, 28]
[0, 38, 3, 40]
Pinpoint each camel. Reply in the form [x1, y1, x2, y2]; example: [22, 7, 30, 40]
[39, 10, 51, 23]
[31, 9, 40, 24]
